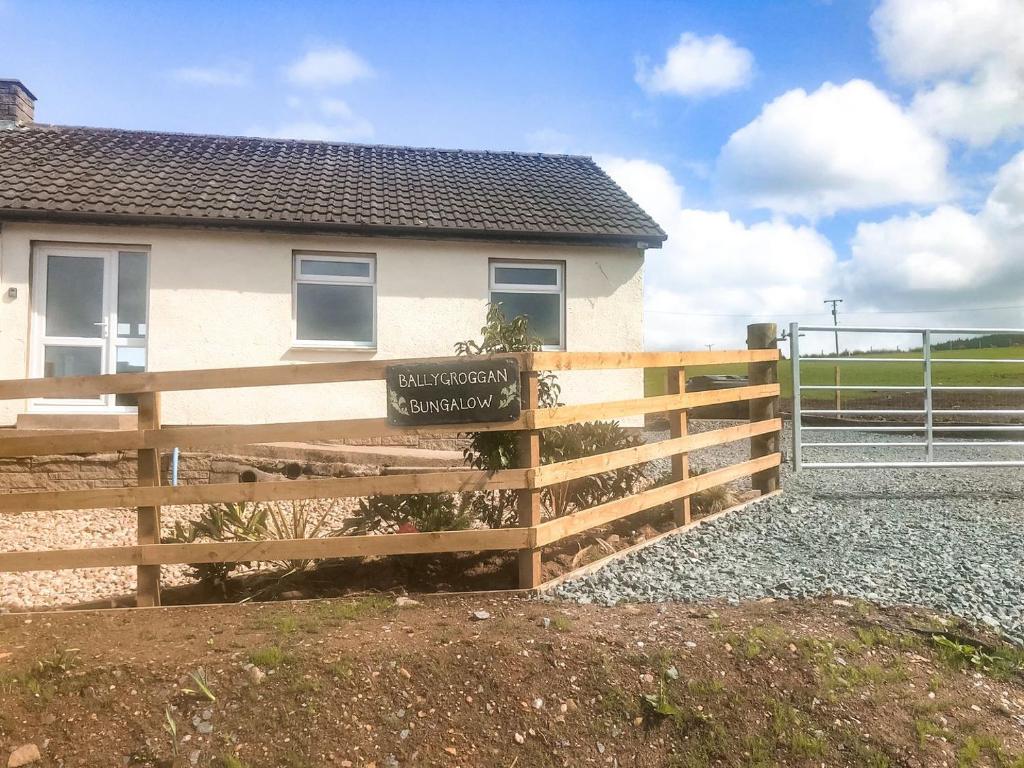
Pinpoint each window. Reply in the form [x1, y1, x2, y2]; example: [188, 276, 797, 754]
[489, 261, 564, 349]
[293, 252, 376, 348]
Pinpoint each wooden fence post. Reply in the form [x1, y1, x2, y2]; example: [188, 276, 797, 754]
[517, 370, 542, 589]
[747, 323, 781, 494]
[666, 367, 691, 526]
[136, 391, 162, 606]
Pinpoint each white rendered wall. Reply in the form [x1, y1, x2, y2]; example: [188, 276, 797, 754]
[0, 222, 644, 427]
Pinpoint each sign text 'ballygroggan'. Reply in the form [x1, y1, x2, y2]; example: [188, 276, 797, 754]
[385, 357, 521, 426]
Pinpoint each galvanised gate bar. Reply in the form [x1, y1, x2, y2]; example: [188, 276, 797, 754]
[790, 323, 1024, 471]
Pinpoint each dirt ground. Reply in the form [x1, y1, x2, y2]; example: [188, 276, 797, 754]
[2, 596, 1022, 768]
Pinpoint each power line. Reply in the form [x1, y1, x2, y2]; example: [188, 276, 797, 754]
[646, 303, 1024, 319]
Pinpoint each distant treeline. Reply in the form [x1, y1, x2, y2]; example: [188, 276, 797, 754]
[931, 333, 1024, 350]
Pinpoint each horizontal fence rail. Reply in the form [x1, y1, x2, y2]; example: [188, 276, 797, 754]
[790, 322, 1024, 470]
[0, 337, 783, 603]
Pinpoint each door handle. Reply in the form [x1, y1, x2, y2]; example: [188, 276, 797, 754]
[93, 320, 109, 338]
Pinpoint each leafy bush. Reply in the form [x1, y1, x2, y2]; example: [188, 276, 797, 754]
[163, 502, 269, 589]
[163, 499, 340, 590]
[542, 421, 645, 518]
[341, 492, 472, 535]
[456, 302, 645, 525]
[456, 303, 561, 527]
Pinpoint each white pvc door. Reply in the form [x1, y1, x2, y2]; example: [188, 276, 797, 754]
[31, 246, 149, 412]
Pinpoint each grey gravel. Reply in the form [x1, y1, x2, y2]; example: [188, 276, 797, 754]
[559, 422, 1024, 645]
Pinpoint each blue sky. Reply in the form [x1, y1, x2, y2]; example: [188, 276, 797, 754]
[3, 0, 1023, 350]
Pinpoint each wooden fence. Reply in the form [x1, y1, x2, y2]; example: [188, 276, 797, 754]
[0, 324, 782, 606]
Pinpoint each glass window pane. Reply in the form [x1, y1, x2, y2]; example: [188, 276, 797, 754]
[491, 291, 561, 347]
[45, 255, 104, 338]
[115, 348, 147, 406]
[296, 284, 374, 343]
[300, 259, 371, 279]
[43, 345, 102, 378]
[117, 252, 148, 338]
[493, 266, 558, 286]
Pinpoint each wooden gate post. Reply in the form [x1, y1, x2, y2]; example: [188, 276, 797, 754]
[136, 391, 162, 606]
[666, 367, 691, 526]
[516, 370, 543, 589]
[747, 323, 781, 494]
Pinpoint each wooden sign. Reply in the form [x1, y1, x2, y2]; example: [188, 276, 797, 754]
[386, 357, 521, 426]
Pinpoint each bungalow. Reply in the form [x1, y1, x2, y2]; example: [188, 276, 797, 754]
[0, 79, 665, 429]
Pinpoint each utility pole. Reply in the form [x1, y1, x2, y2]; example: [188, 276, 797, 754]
[824, 298, 843, 413]
[705, 344, 714, 352]
[824, 298, 843, 355]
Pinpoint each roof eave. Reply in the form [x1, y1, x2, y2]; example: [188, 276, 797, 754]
[0, 208, 667, 248]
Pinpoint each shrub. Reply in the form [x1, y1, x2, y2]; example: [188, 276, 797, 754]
[456, 303, 645, 524]
[542, 421, 645, 518]
[163, 502, 269, 589]
[164, 499, 341, 590]
[456, 302, 560, 528]
[341, 492, 472, 535]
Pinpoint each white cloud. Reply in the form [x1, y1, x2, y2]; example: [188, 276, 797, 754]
[599, 156, 839, 349]
[872, 0, 1024, 146]
[636, 33, 753, 97]
[717, 79, 952, 217]
[170, 64, 250, 87]
[252, 97, 374, 142]
[602, 151, 1024, 351]
[842, 150, 1024, 326]
[285, 45, 373, 88]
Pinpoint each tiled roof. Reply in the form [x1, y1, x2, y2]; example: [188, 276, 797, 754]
[0, 124, 666, 245]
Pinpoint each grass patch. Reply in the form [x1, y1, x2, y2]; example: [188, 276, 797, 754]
[248, 645, 289, 669]
[915, 718, 949, 748]
[551, 616, 573, 632]
[312, 595, 395, 624]
[645, 345, 1024, 399]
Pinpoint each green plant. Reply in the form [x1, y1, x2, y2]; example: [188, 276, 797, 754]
[34, 648, 80, 678]
[163, 502, 268, 588]
[342, 492, 472, 535]
[262, 498, 340, 572]
[456, 303, 561, 527]
[456, 303, 646, 526]
[690, 473, 740, 515]
[183, 668, 216, 702]
[931, 634, 1024, 677]
[164, 707, 179, 758]
[641, 664, 683, 719]
[542, 421, 645, 517]
[249, 646, 288, 669]
[165, 499, 344, 590]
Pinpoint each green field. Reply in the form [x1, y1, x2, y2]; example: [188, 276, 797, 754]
[644, 345, 1024, 399]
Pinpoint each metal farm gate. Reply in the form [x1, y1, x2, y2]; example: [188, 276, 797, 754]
[789, 323, 1024, 471]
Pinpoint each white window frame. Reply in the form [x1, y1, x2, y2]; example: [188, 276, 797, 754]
[28, 244, 150, 414]
[489, 260, 565, 351]
[292, 251, 377, 350]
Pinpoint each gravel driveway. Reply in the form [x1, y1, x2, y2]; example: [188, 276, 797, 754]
[557, 424, 1024, 645]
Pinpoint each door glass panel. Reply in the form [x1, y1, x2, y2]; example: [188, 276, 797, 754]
[43, 345, 102, 378]
[114, 348, 147, 406]
[117, 252, 148, 338]
[45, 255, 104, 338]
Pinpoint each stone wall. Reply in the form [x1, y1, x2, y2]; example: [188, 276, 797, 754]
[0, 448, 434, 493]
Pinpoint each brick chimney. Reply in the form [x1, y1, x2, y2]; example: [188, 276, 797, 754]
[0, 80, 36, 125]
